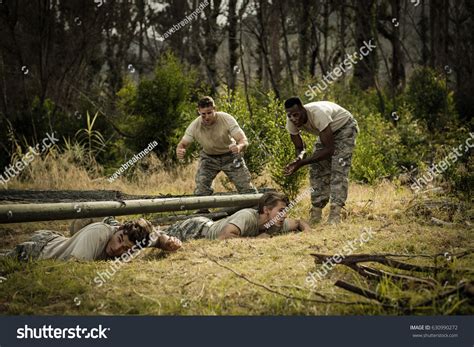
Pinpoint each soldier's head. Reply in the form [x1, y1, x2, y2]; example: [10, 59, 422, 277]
[285, 97, 308, 128]
[258, 192, 290, 227]
[197, 96, 217, 126]
[105, 218, 153, 257]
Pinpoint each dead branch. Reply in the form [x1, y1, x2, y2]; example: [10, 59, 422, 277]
[202, 252, 397, 308]
[311, 253, 438, 272]
[346, 264, 438, 288]
[334, 280, 402, 306]
[414, 280, 474, 308]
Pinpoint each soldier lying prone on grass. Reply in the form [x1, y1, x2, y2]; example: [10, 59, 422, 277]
[5, 217, 181, 261]
[163, 192, 312, 241]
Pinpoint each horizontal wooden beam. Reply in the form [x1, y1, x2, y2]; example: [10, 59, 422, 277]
[0, 193, 262, 224]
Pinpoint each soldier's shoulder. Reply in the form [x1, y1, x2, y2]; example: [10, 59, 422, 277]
[188, 116, 201, 127]
[232, 208, 258, 219]
[216, 111, 235, 119]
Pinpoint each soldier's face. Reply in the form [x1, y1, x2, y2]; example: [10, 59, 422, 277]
[198, 106, 217, 126]
[105, 230, 134, 257]
[266, 201, 288, 227]
[286, 105, 307, 127]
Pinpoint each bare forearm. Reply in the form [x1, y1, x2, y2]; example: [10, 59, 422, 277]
[299, 147, 334, 166]
[291, 135, 305, 159]
[218, 232, 240, 240]
[297, 219, 312, 232]
[237, 138, 248, 152]
[256, 232, 271, 238]
[177, 142, 188, 151]
[296, 147, 306, 160]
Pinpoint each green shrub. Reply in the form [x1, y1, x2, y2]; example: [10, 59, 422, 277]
[406, 67, 456, 133]
[349, 112, 400, 183]
[116, 52, 196, 162]
[218, 88, 307, 198]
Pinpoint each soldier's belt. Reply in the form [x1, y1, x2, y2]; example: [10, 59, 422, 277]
[203, 151, 233, 158]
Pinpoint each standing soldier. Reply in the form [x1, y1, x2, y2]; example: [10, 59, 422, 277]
[283, 97, 359, 224]
[176, 96, 257, 212]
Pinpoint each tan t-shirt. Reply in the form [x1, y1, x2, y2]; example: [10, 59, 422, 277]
[39, 222, 115, 261]
[203, 208, 290, 240]
[183, 112, 243, 155]
[286, 101, 353, 136]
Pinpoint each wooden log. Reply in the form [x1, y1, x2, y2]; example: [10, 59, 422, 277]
[0, 193, 262, 224]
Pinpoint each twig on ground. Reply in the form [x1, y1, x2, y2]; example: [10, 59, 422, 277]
[311, 253, 439, 272]
[346, 264, 439, 288]
[413, 280, 474, 308]
[334, 280, 402, 306]
[202, 251, 397, 308]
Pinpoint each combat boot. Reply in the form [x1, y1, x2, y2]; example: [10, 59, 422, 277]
[309, 207, 323, 224]
[327, 204, 342, 225]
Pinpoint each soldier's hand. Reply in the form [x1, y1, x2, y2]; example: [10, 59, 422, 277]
[157, 235, 182, 251]
[176, 148, 186, 160]
[229, 143, 241, 154]
[284, 159, 302, 176]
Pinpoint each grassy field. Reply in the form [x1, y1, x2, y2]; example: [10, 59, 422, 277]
[0, 155, 473, 315]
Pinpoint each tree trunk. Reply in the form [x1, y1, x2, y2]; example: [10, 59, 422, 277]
[353, 0, 377, 90]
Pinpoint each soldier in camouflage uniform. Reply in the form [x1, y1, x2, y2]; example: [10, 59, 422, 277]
[283, 97, 359, 224]
[164, 192, 311, 241]
[4, 217, 181, 261]
[176, 96, 257, 212]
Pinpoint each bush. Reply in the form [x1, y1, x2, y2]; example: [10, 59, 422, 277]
[116, 52, 196, 162]
[218, 88, 307, 198]
[406, 67, 456, 133]
[349, 112, 401, 183]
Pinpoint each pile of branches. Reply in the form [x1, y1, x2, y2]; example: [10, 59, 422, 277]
[311, 250, 474, 313]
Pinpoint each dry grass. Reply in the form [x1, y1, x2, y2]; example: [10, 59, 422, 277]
[0, 152, 473, 315]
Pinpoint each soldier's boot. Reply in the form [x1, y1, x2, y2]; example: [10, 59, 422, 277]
[327, 204, 342, 225]
[309, 207, 323, 224]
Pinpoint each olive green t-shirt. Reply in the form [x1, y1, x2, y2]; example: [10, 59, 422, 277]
[39, 222, 115, 261]
[286, 101, 353, 136]
[203, 208, 291, 240]
[183, 112, 244, 155]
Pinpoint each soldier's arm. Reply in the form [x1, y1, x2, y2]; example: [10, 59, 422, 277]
[176, 137, 192, 159]
[290, 134, 306, 160]
[232, 130, 249, 152]
[299, 126, 335, 166]
[218, 224, 241, 239]
[285, 218, 312, 232]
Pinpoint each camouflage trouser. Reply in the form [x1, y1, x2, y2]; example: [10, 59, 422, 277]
[164, 217, 213, 241]
[6, 230, 62, 261]
[310, 118, 359, 208]
[195, 151, 257, 196]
